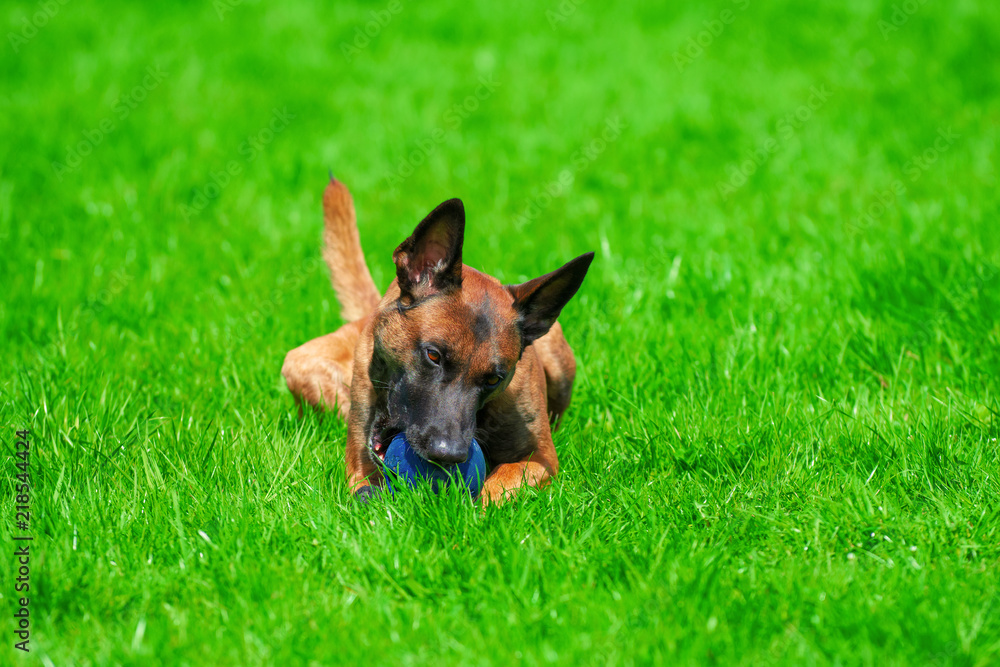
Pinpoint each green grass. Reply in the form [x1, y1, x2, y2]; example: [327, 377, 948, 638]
[3, 0, 999, 664]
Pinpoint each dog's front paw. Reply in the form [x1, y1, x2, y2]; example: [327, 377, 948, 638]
[353, 485, 381, 504]
[478, 483, 515, 507]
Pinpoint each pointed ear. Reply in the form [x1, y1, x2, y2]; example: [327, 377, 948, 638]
[507, 252, 594, 345]
[393, 198, 465, 301]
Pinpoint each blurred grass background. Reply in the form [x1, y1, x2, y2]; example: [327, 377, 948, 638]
[2, 0, 999, 664]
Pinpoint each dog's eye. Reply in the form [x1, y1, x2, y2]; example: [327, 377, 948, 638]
[425, 348, 441, 365]
[486, 375, 502, 387]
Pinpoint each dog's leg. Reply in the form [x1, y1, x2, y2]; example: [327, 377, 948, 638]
[340, 324, 386, 499]
[480, 413, 560, 505]
[477, 345, 564, 505]
[480, 459, 553, 505]
[347, 444, 382, 499]
[531, 322, 577, 429]
[281, 317, 368, 420]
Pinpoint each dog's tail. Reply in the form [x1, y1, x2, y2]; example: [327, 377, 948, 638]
[322, 177, 382, 321]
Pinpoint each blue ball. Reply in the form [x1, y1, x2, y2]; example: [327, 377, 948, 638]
[383, 433, 487, 498]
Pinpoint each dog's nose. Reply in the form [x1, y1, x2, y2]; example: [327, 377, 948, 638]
[426, 439, 470, 465]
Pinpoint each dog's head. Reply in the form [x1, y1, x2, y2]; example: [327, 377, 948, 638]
[367, 198, 593, 465]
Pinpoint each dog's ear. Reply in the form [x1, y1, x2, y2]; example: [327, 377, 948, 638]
[393, 198, 465, 301]
[507, 252, 594, 345]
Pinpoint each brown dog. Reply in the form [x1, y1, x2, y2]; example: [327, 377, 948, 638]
[282, 178, 593, 504]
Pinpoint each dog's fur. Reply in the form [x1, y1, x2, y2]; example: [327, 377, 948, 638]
[282, 179, 593, 504]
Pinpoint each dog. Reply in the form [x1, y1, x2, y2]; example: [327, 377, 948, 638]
[281, 178, 593, 504]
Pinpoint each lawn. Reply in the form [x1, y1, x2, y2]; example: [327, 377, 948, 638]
[2, 0, 999, 664]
